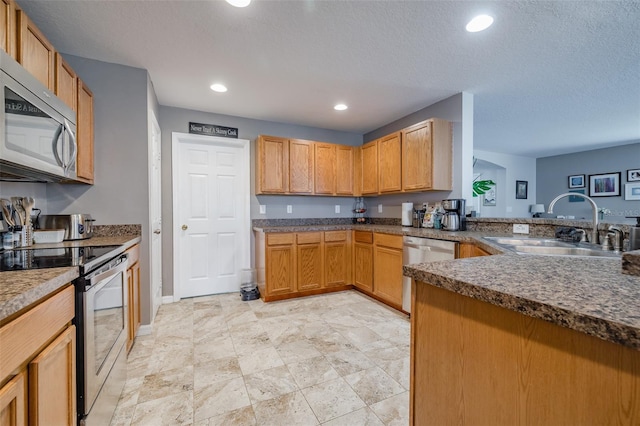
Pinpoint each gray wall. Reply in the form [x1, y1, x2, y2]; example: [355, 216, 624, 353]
[537, 141, 640, 224]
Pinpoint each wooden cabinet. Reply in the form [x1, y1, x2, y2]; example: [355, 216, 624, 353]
[289, 139, 314, 194]
[402, 118, 452, 191]
[126, 244, 141, 353]
[54, 53, 77, 112]
[0, 371, 26, 426]
[16, 9, 55, 90]
[265, 233, 296, 296]
[0, 0, 16, 58]
[297, 232, 323, 291]
[361, 141, 378, 195]
[0, 285, 75, 426]
[353, 230, 373, 292]
[76, 79, 94, 183]
[457, 242, 491, 258]
[373, 233, 403, 308]
[377, 132, 402, 193]
[324, 230, 350, 288]
[314, 143, 336, 195]
[336, 145, 354, 195]
[257, 135, 289, 194]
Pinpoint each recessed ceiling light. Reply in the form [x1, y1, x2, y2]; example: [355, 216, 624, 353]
[466, 15, 494, 32]
[334, 104, 348, 111]
[226, 0, 251, 7]
[210, 83, 228, 93]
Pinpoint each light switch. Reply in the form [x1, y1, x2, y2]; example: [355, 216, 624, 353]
[335, 205, 340, 214]
[287, 205, 293, 214]
[259, 205, 266, 214]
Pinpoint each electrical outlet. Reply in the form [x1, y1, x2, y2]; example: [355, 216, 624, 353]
[335, 205, 340, 214]
[259, 205, 266, 214]
[286, 205, 292, 214]
[378, 204, 383, 213]
[513, 224, 530, 234]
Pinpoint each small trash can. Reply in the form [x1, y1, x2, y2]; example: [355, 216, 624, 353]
[239, 268, 260, 301]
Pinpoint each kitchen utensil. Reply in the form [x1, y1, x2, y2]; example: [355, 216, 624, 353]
[10, 197, 25, 225]
[441, 211, 460, 231]
[1, 198, 14, 227]
[22, 197, 35, 226]
[33, 229, 66, 244]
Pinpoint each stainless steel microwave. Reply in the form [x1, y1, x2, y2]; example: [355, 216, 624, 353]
[0, 49, 77, 182]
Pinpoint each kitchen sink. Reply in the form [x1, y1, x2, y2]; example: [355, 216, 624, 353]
[483, 236, 621, 258]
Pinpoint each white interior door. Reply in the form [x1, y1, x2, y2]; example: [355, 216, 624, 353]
[172, 132, 250, 299]
[148, 110, 162, 318]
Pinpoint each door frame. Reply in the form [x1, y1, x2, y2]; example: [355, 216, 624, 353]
[148, 109, 162, 320]
[171, 132, 251, 301]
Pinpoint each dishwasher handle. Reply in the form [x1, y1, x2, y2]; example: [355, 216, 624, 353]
[404, 244, 455, 255]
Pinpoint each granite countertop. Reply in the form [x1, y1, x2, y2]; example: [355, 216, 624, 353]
[255, 223, 640, 350]
[0, 235, 141, 324]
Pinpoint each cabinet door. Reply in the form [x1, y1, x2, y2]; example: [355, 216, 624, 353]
[0, 0, 16, 58]
[266, 243, 296, 295]
[297, 233, 323, 290]
[28, 325, 76, 426]
[378, 132, 402, 193]
[0, 371, 26, 426]
[325, 242, 350, 288]
[353, 242, 373, 292]
[54, 53, 77, 112]
[257, 136, 289, 194]
[373, 245, 403, 307]
[402, 120, 432, 190]
[361, 141, 378, 195]
[289, 139, 314, 194]
[16, 10, 55, 90]
[336, 145, 354, 195]
[314, 143, 336, 195]
[458, 243, 490, 258]
[76, 79, 94, 183]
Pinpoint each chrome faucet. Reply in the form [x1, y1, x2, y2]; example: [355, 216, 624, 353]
[547, 192, 600, 245]
[608, 226, 624, 251]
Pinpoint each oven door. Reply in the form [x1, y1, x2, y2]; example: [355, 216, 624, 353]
[82, 255, 128, 415]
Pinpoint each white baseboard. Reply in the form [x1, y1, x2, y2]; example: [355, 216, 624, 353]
[137, 324, 153, 336]
[162, 295, 175, 304]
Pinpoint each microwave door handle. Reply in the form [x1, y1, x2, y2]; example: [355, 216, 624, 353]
[52, 123, 65, 168]
[63, 119, 76, 174]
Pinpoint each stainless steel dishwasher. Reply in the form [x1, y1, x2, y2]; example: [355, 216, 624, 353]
[402, 236, 457, 313]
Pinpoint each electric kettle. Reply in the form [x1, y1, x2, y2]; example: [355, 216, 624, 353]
[441, 211, 460, 231]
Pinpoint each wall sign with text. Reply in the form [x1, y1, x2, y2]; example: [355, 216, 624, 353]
[188, 122, 238, 138]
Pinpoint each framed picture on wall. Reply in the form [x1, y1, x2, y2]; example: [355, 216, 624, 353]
[628, 169, 640, 182]
[568, 174, 585, 188]
[515, 180, 528, 199]
[483, 184, 496, 206]
[569, 189, 585, 202]
[589, 172, 621, 197]
[625, 182, 640, 200]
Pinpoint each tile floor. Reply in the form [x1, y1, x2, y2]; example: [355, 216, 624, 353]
[110, 290, 410, 425]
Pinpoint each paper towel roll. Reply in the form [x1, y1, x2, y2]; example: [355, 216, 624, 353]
[402, 202, 413, 226]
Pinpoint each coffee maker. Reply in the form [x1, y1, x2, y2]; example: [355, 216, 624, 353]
[441, 199, 466, 231]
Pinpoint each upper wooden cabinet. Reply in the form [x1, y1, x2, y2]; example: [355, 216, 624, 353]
[361, 140, 378, 195]
[0, 0, 16, 58]
[54, 53, 77, 112]
[402, 118, 452, 191]
[289, 139, 314, 194]
[257, 135, 289, 194]
[76, 79, 94, 183]
[377, 132, 402, 193]
[336, 145, 354, 195]
[16, 9, 55, 90]
[314, 143, 336, 195]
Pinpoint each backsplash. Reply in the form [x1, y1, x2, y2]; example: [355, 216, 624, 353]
[92, 224, 141, 237]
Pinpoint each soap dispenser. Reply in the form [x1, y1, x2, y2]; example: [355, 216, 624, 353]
[628, 216, 640, 251]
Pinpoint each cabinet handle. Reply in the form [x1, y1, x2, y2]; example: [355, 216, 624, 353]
[154, 229, 161, 234]
[181, 225, 188, 230]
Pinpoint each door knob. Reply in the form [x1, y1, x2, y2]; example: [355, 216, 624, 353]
[154, 229, 161, 234]
[181, 225, 188, 230]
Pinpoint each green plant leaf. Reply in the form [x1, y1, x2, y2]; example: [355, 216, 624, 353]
[472, 180, 495, 197]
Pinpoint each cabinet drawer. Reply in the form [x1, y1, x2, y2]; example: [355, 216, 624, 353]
[126, 243, 140, 265]
[354, 230, 373, 244]
[0, 285, 74, 380]
[325, 230, 347, 242]
[375, 233, 403, 249]
[267, 233, 294, 246]
[297, 232, 321, 244]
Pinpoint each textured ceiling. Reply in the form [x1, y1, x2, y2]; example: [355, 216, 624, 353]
[16, 0, 640, 158]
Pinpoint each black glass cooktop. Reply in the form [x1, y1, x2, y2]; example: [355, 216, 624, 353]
[1, 245, 123, 273]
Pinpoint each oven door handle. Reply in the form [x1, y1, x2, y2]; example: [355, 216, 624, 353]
[85, 254, 128, 290]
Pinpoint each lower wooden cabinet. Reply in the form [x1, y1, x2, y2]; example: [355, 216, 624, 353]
[126, 244, 141, 353]
[373, 233, 404, 308]
[0, 285, 76, 426]
[458, 242, 491, 258]
[353, 231, 373, 292]
[297, 233, 323, 291]
[264, 233, 297, 297]
[324, 231, 350, 288]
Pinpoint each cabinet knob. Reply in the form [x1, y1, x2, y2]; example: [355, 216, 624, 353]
[154, 229, 161, 234]
[181, 225, 188, 231]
